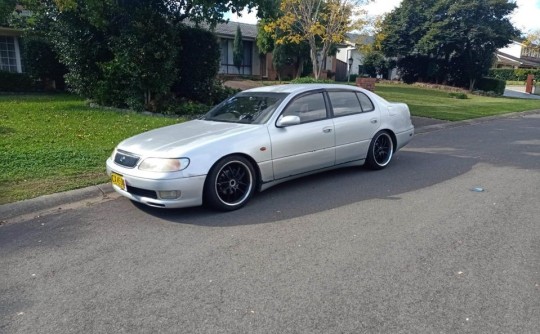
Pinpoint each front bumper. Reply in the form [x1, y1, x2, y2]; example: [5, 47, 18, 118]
[106, 158, 206, 208]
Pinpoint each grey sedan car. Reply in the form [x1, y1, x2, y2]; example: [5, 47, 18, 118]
[106, 84, 414, 210]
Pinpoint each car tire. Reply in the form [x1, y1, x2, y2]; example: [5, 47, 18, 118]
[365, 131, 394, 170]
[204, 155, 256, 211]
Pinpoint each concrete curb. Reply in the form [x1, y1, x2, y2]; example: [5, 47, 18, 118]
[0, 183, 114, 222]
[1, 109, 539, 222]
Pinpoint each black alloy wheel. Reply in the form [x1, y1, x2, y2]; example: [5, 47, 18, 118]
[365, 131, 394, 170]
[204, 155, 256, 211]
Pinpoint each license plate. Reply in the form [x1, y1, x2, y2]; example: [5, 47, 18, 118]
[111, 173, 126, 191]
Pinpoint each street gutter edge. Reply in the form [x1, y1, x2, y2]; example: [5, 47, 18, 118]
[0, 184, 115, 223]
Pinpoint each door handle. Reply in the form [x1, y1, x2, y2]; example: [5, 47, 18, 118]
[370, 119, 378, 124]
[323, 127, 332, 133]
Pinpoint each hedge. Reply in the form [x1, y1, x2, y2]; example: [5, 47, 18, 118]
[476, 77, 506, 95]
[290, 77, 335, 84]
[173, 26, 221, 105]
[488, 68, 540, 81]
[0, 71, 34, 92]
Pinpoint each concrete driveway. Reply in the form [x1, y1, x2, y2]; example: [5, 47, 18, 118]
[504, 85, 540, 99]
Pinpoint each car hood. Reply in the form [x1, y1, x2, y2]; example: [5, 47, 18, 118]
[117, 120, 260, 157]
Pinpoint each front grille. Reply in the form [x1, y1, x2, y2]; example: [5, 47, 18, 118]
[114, 150, 140, 168]
[126, 185, 158, 199]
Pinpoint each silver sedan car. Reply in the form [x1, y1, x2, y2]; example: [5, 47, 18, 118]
[106, 84, 414, 210]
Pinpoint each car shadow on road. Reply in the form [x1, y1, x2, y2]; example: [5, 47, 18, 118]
[126, 114, 540, 226]
[130, 150, 478, 227]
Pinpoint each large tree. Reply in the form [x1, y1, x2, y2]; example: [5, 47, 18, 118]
[381, 0, 519, 90]
[0, 0, 17, 25]
[524, 29, 540, 46]
[21, 0, 262, 26]
[263, 0, 367, 79]
[257, 18, 311, 79]
[13, 0, 268, 108]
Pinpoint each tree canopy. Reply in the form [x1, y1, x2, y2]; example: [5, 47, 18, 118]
[524, 29, 540, 46]
[0, 0, 17, 25]
[8, 0, 276, 109]
[262, 0, 368, 79]
[380, 0, 519, 90]
[18, 0, 263, 26]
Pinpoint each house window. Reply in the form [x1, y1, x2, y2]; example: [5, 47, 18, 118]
[0, 36, 19, 73]
[219, 39, 252, 75]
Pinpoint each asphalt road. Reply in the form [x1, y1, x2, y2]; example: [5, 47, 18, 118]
[1, 114, 539, 333]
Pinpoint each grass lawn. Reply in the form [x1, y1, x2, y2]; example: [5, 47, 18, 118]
[375, 83, 540, 121]
[0, 94, 182, 205]
[1, 84, 539, 204]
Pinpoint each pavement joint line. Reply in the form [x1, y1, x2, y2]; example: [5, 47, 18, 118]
[1, 109, 539, 223]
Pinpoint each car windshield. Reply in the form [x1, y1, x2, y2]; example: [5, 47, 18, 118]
[203, 93, 288, 124]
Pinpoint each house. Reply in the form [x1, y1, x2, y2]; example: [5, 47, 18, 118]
[1, 5, 28, 73]
[210, 21, 346, 80]
[0, 26, 23, 73]
[495, 40, 540, 69]
[211, 21, 267, 78]
[335, 34, 401, 81]
[335, 46, 361, 79]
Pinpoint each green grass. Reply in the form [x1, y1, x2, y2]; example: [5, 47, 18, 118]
[1, 85, 540, 204]
[375, 83, 540, 121]
[0, 94, 182, 204]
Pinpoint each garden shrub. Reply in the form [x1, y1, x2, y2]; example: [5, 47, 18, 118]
[472, 90, 499, 97]
[448, 92, 468, 99]
[348, 74, 359, 82]
[161, 99, 211, 117]
[290, 77, 334, 84]
[514, 69, 540, 81]
[0, 71, 34, 92]
[21, 37, 67, 91]
[488, 68, 514, 81]
[50, 11, 111, 98]
[488, 68, 540, 81]
[476, 77, 506, 95]
[173, 25, 220, 105]
[93, 60, 133, 109]
[209, 81, 241, 103]
[160, 81, 239, 117]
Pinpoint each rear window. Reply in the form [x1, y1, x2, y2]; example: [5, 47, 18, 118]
[328, 91, 363, 117]
[357, 92, 375, 112]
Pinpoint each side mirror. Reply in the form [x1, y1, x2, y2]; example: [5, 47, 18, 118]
[276, 115, 301, 127]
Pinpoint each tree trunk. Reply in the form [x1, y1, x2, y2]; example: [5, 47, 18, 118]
[296, 57, 304, 79]
[144, 90, 151, 105]
[318, 43, 331, 80]
[309, 38, 319, 79]
[469, 78, 476, 91]
[311, 51, 319, 79]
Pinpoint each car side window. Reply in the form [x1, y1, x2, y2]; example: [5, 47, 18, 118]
[356, 92, 375, 112]
[282, 93, 328, 123]
[328, 91, 363, 117]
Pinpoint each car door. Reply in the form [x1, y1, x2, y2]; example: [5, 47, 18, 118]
[327, 90, 380, 165]
[268, 91, 336, 180]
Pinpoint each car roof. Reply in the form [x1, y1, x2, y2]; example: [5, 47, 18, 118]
[245, 84, 363, 94]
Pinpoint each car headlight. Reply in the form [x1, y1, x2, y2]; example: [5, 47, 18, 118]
[138, 158, 190, 172]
